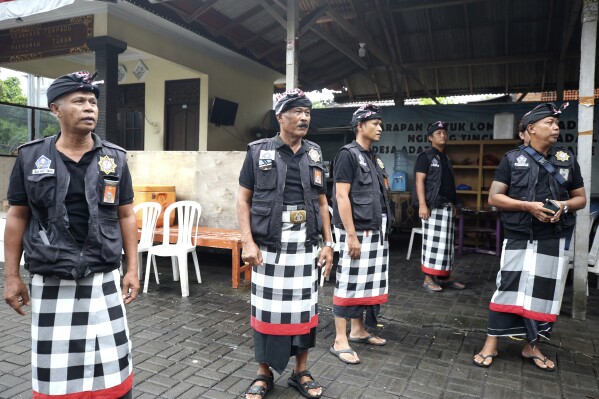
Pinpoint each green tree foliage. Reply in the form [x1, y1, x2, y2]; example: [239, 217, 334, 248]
[0, 77, 59, 155]
[0, 77, 27, 105]
[418, 97, 455, 105]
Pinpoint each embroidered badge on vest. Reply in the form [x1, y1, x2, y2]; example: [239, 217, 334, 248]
[98, 155, 117, 174]
[431, 158, 440, 167]
[32, 155, 55, 175]
[514, 155, 529, 167]
[559, 168, 570, 180]
[358, 154, 367, 167]
[376, 158, 385, 169]
[308, 148, 321, 162]
[555, 151, 570, 162]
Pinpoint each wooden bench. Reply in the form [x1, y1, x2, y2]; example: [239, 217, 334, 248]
[151, 226, 250, 289]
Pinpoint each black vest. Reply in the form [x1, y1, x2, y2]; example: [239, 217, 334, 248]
[18, 134, 127, 279]
[501, 145, 575, 236]
[413, 147, 455, 208]
[332, 142, 393, 231]
[248, 137, 325, 248]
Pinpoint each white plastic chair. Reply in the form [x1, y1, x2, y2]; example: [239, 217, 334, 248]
[0, 217, 25, 265]
[133, 202, 162, 279]
[406, 225, 423, 260]
[143, 201, 202, 297]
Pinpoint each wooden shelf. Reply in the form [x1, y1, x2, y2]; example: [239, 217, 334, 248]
[447, 139, 519, 210]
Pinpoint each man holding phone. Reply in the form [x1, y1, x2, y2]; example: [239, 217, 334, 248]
[473, 103, 586, 371]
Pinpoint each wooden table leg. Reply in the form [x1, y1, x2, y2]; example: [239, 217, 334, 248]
[232, 243, 241, 289]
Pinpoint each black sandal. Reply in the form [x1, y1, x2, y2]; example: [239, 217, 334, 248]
[287, 370, 322, 399]
[245, 371, 274, 398]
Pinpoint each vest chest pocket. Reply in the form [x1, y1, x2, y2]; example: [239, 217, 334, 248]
[510, 169, 529, 188]
[358, 164, 373, 185]
[255, 168, 277, 190]
[26, 174, 56, 208]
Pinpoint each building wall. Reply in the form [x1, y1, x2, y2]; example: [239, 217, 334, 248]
[127, 151, 245, 230]
[117, 58, 207, 151]
[1, 151, 245, 230]
[2, 10, 279, 152]
[107, 14, 276, 152]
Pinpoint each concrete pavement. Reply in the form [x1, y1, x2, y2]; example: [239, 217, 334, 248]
[1, 232, 598, 399]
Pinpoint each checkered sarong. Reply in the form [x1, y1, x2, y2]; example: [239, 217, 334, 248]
[421, 205, 454, 276]
[251, 222, 318, 335]
[31, 269, 133, 398]
[490, 238, 566, 322]
[334, 215, 389, 306]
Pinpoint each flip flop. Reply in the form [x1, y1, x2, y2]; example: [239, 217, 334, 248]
[522, 354, 556, 372]
[439, 280, 466, 290]
[348, 333, 386, 346]
[422, 281, 443, 292]
[472, 352, 497, 368]
[329, 345, 360, 364]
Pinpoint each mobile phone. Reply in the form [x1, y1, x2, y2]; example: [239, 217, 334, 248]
[543, 199, 560, 213]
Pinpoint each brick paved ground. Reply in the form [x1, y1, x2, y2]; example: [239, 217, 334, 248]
[1, 232, 598, 399]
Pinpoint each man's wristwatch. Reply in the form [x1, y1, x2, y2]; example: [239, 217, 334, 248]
[561, 201, 569, 214]
[323, 242, 335, 248]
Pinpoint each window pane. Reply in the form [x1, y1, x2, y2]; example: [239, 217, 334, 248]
[0, 104, 29, 155]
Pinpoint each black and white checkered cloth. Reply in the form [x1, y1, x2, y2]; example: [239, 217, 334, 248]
[31, 269, 133, 397]
[421, 205, 454, 276]
[334, 215, 389, 306]
[251, 222, 318, 335]
[490, 238, 566, 322]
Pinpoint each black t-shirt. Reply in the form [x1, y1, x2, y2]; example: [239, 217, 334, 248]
[8, 143, 134, 245]
[414, 148, 457, 205]
[239, 136, 326, 205]
[333, 148, 386, 210]
[494, 149, 584, 239]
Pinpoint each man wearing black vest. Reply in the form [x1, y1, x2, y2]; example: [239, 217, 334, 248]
[4, 71, 139, 398]
[237, 89, 333, 399]
[329, 104, 393, 364]
[414, 122, 464, 292]
[473, 103, 585, 370]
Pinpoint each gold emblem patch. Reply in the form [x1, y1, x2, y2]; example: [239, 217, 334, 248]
[555, 151, 570, 162]
[376, 158, 385, 169]
[98, 155, 117, 174]
[308, 148, 321, 162]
